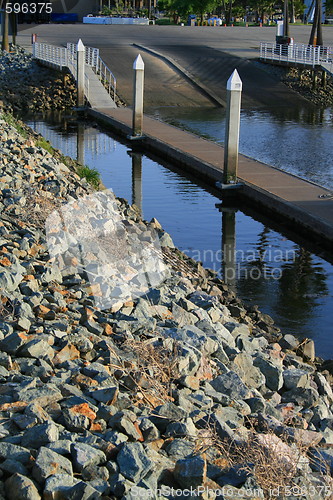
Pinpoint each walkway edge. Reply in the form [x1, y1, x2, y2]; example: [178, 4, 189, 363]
[133, 43, 226, 108]
[88, 108, 333, 251]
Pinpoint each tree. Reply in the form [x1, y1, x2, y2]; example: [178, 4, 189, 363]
[190, 0, 220, 22]
[1, 1, 9, 52]
[158, 0, 189, 23]
[309, 0, 323, 45]
[249, 0, 276, 24]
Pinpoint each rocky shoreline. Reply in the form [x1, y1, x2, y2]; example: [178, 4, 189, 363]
[1, 47, 333, 499]
[255, 61, 333, 107]
[0, 46, 77, 113]
[1, 96, 333, 499]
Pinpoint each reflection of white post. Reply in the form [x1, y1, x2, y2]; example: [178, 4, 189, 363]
[132, 153, 143, 216]
[222, 209, 236, 289]
[77, 123, 85, 165]
[132, 54, 145, 137]
[223, 69, 242, 184]
[77, 39, 85, 107]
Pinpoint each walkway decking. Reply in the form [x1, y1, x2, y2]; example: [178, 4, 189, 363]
[88, 106, 333, 248]
[33, 42, 117, 109]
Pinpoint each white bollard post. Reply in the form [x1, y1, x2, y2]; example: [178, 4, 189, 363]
[223, 69, 242, 184]
[132, 54, 145, 137]
[77, 39, 85, 108]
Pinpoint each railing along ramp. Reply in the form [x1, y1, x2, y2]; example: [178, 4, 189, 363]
[33, 40, 117, 109]
[260, 42, 333, 76]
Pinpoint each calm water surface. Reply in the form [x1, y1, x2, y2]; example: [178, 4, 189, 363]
[147, 105, 333, 189]
[26, 113, 333, 359]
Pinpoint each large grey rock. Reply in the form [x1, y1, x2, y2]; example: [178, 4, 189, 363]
[43, 474, 79, 500]
[5, 473, 40, 500]
[21, 423, 59, 449]
[71, 442, 106, 472]
[0, 443, 31, 464]
[117, 442, 153, 482]
[0, 270, 22, 292]
[253, 356, 283, 391]
[173, 455, 206, 488]
[233, 352, 265, 389]
[172, 303, 197, 327]
[282, 387, 320, 408]
[209, 371, 252, 400]
[165, 418, 197, 438]
[88, 386, 118, 404]
[65, 481, 100, 499]
[164, 438, 196, 459]
[108, 410, 143, 441]
[0, 458, 27, 476]
[0, 332, 29, 355]
[32, 447, 73, 484]
[18, 339, 54, 360]
[283, 368, 310, 390]
[150, 402, 187, 431]
[13, 387, 62, 406]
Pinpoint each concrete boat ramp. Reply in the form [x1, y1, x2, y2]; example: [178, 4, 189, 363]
[88, 106, 333, 251]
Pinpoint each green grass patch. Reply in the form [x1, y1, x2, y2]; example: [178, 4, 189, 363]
[35, 136, 56, 155]
[2, 110, 101, 190]
[76, 165, 101, 189]
[2, 112, 28, 138]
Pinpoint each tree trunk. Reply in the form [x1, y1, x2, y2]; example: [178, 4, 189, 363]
[316, 0, 323, 45]
[11, 13, 17, 45]
[283, 0, 289, 37]
[309, 0, 319, 45]
[290, 0, 295, 23]
[2, 3, 9, 52]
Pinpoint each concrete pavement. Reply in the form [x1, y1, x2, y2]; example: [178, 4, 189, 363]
[17, 24, 326, 108]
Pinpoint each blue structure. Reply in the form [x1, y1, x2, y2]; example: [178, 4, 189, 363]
[304, 0, 326, 22]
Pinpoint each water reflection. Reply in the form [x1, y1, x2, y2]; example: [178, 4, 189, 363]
[275, 248, 328, 326]
[148, 105, 333, 190]
[24, 115, 333, 357]
[220, 206, 237, 290]
[77, 122, 85, 165]
[130, 152, 143, 216]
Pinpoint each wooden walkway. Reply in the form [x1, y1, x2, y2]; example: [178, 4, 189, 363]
[88, 106, 333, 249]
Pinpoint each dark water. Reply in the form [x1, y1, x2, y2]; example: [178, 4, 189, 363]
[25, 113, 333, 359]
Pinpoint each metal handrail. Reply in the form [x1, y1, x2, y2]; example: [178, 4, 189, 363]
[33, 43, 68, 69]
[93, 56, 117, 101]
[259, 41, 331, 68]
[33, 42, 116, 103]
[66, 43, 100, 69]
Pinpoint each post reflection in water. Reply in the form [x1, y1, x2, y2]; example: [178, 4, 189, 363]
[220, 205, 237, 290]
[76, 122, 85, 166]
[25, 115, 333, 357]
[131, 152, 143, 217]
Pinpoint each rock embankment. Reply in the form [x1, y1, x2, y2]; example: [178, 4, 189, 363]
[256, 61, 333, 107]
[1, 112, 333, 499]
[0, 47, 76, 113]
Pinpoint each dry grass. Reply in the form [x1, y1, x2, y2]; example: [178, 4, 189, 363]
[107, 338, 180, 409]
[195, 419, 333, 499]
[21, 188, 63, 229]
